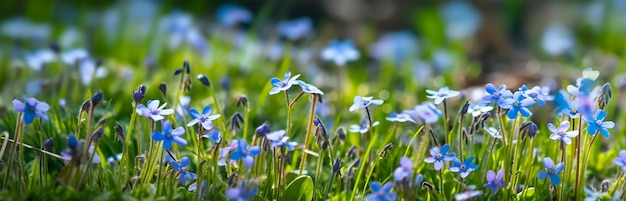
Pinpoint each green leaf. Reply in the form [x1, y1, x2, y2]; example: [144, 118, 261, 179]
[517, 187, 535, 199]
[284, 175, 313, 201]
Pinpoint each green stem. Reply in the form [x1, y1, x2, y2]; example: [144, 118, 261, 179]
[299, 95, 317, 175]
[574, 117, 583, 200]
[443, 99, 449, 143]
[119, 104, 138, 184]
[3, 113, 23, 190]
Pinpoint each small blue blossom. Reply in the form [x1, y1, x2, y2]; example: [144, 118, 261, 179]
[499, 92, 534, 119]
[482, 83, 513, 106]
[269, 71, 301, 95]
[187, 106, 221, 130]
[426, 86, 460, 105]
[369, 31, 419, 64]
[277, 17, 313, 40]
[265, 130, 297, 151]
[484, 168, 505, 195]
[170, 157, 197, 185]
[541, 23, 575, 57]
[584, 187, 607, 201]
[13, 97, 49, 124]
[554, 90, 580, 118]
[385, 112, 416, 123]
[230, 140, 261, 168]
[519, 85, 548, 106]
[201, 129, 221, 144]
[405, 102, 442, 124]
[414, 174, 424, 188]
[537, 157, 564, 185]
[349, 120, 380, 134]
[364, 182, 396, 201]
[61, 145, 100, 164]
[613, 150, 626, 172]
[297, 80, 324, 95]
[216, 3, 252, 27]
[226, 183, 258, 201]
[137, 100, 175, 121]
[349, 96, 383, 112]
[441, 1, 481, 40]
[466, 102, 493, 117]
[548, 121, 578, 145]
[393, 156, 413, 182]
[152, 121, 187, 149]
[450, 156, 479, 178]
[321, 39, 360, 66]
[424, 144, 456, 170]
[584, 109, 614, 137]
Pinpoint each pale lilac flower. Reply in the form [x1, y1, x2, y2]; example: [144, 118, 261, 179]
[349, 96, 383, 112]
[548, 121, 578, 145]
[321, 39, 360, 66]
[137, 100, 175, 121]
[467, 102, 493, 117]
[426, 86, 460, 104]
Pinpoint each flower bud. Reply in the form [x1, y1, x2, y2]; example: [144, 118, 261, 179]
[460, 101, 470, 116]
[43, 138, 54, 151]
[91, 128, 104, 143]
[332, 158, 341, 176]
[115, 122, 124, 144]
[520, 121, 539, 140]
[133, 84, 147, 103]
[221, 77, 231, 91]
[379, 143, 393, 158]
[255, 122, 270, 137]
[90, 91, 104, 107]
[230, 112, 244, 132]
[597, 82, 612, 110]
[158, 83, 167, 97]
[174, 68, 183, 76]
[197, 74, 211, 87]
[183, 60, 191, 74]
[237, 95, 248, 108]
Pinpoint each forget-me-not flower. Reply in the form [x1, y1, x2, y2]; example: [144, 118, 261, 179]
[393, 156, 413, 182]
[482, 83, 513, 106]
[548, 121, 578, 145]
[405, 102, 442, 124]
[269, 71, 300, 95]
[450, 156, 479, 178]
[385, 112, 416, 123]
[499, 91, 534, 119]
[349, 120, 380, 134]
[537, 157, 564, 185]
[265, 130, 297, 151]
[364, 182, 396, 201]
[349, 96, 383, 112]
[519, 85, 548, 106]
[484, 168, 505, 195]
[137, 100, 175, 121]
[584, 109, 614, 137]
[369, 31, 419, 64]
[152, 121, 187, 149]
[441, 1, 481, 40]
[216, 3, 252, 27]
[297, 80, 324, 95]
[466, 102, 493, 117]
[187, 106, 221, 130]
[426, 86, 460, 105]
[613, 150, 626, 172]
[170, 156, 197, 185]
[277, 17, 313, 40]
[202, 129, 222, 144]
[321, 39, 360, 66]
[226, 183, 258, 201]
[13, 97, 49, 124]
[230, 140, 261, 168]
[484, 127, 502, 139]
[541, 23, 575, 57]
[554, 90, 580, 118]
[424, 144, 456, 170]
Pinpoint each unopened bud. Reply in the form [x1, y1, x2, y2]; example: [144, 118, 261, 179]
[91, 128, 104, 143]
[43, 138, 54, 151]
[461, 101, 470, 116]
[197, 74, 211, 87]
[255, 122, 270, 137]
[237, 95, 248, 108]
[158, 83, 167, 97]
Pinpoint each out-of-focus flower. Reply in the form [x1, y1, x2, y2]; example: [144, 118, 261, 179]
[426, 86, 460, 105]
[226, 182, 258, 201]
[321, 39, 360, 66]
[229, 140, 260, 168]
[613, 150, 626, 172]
[393, 156, 413, 182]
[364, 182, 396, 201]
[369, 31, 419, 64]
[217, 3, 252, 27]
[13, 97, 49, 124]
[441, 1, 481, 40]
[454, 190, 483, 201]
[61, 48, 89, 65]
[79, 58, 108, 85]
[541, 23, 575, 57]
[349, 96, 383, 112]
[297, 80, 324, 95]
[277, 17, 313, 40]
[349, 120, 380, 134]
[265, 130, 297, 151]
[385, 112, 416, 123]
[404, 102, 442, 124]
[484, 168, 505, 195]
[484, 127, 502, 139]
[519, 85, 548, 106]
[24, 49, 56, 71]
[554, 90, 580, 118]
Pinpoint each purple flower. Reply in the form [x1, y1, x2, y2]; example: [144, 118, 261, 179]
[484, 168, 505, 195]
[349, 120, 380, 134]
[265, 130, 297, 151]
[321, 39, 360, 66]
[229, 140, 261, 168]
[226, 183, 258, 201]
[499, 92, 534, 119]
[136, 100, 174, 121]
[269, 71, 301, 95]
[297, 80, 324, 95]
[584, 109, 614, 137]
[405, 102, 442, 124]
[61, 145, 100, 164]
[364, 182, 396, 201]
[393, 156, 413, 181]
[277, 17, 313, 40]
[467, 102, 493, 117]
[170, 157, 197, 185]
[385, 112, 416, 123]
[424, 144, 456, 170]
[187, 106, 221, 130]
[613, 150, 626, 171]
[152, 121, 187, 149]
[450, 156, 479, 178]
[13, 97, 49, 124]
[426, 86, 460, 105]
[548, 121, 578, 145]
[482, 83, 513, 105]
[349, 96, 383, 112]
[537, 157, 564, 185]
[216, 3, 252, 27]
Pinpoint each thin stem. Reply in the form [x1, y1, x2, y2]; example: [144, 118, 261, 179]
[574, 117, 583, 200]
[285, 91, 292, 138]
[443, 99, 449, 143]
[314, 150, 324, 201]
[299, 95, 317, 175]
[196, 126, 203, 199]
[439, 169, 444, 194]
[458, 114, 464, 160]
[521, 138, 535, 198]
[156, 148, 165, 196]
[3, 113, 23, 190]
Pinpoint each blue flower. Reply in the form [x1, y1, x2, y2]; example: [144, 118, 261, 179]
[454, 190, 483, 201]
[541, 23, 575, 57]
[187, 106, 221, 130]
[136, 100, 175, 121]
[441, 1, 481, 40]
[321, 39, 360, 66]
[393, 156, 413, 182]
[349, 96, 383, 112]
[296, 80, 324, 95]
[584, 110, 615, 137]
[201, 129, 221, 144]
[405, 102, 442, 124]
[537, 157, 564, 185]
[613, 150, 626, 172]
[226, 183, 258, 201]
[170, 156, 197, 185]
[349, 120, 380, 134]
[482, 83, 513, 106]
[499, 92, 534, 119]
[364, 182, 396, 201]
[426, 86, 460, 105]
[424, 144, 456, 170]
[61, 145, 100, 164]
[152, 121, 187, 149]
[230, 140, 261, 168]
[369, 31, 419, 64]
[554, 90, 580, 118]
[12, 97, 49, 124]
[466, 102, 493, 117]
[450, 156, 479, 178]
[269, 71, 301, 95]
[548, 121, 578, 145]
[216, 3, 252, 27]
[265, 130, 297, 151]
[484, 168, 505, 195]
[385, 112, 416, 123]
[277, 17, 313, 40]
[519, 85, 548, 106]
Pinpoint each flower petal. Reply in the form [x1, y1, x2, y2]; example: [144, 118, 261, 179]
[12, 100, 25, 112]
[543, 158, 554, 169]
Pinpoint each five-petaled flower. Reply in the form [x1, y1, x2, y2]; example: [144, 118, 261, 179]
[265, 130, 297, 151]
[484, 168, 505, 195]
[364, 182, 396, 201]
[450, 156, 479, 178]
[482, 83, 513, 106]
[349, 96, 383, 112]
[424, 144, 456, 170]
[613, 150, 626, 172]
[321, 39, 360, 66]
[393, 156, 413, 182]
[467, 102, 493, 117]
[426, 86, 460, 105]
[13, 97, 50, 124]
[584, 109, 614, 137]
[170, 157, 197, 185]
[499, 91, 534, 119]
[137, 100, 174, 121]
[229, 140, 261, 168]
[537, 157, 564, 185]
[297, 80, 324, 95]
[519, 85, 548, 106]
[187, 106, 221, 130]
[269, 71, 301, 95]
[152, 121, 187, 149]
[548, 120, 578, 145]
